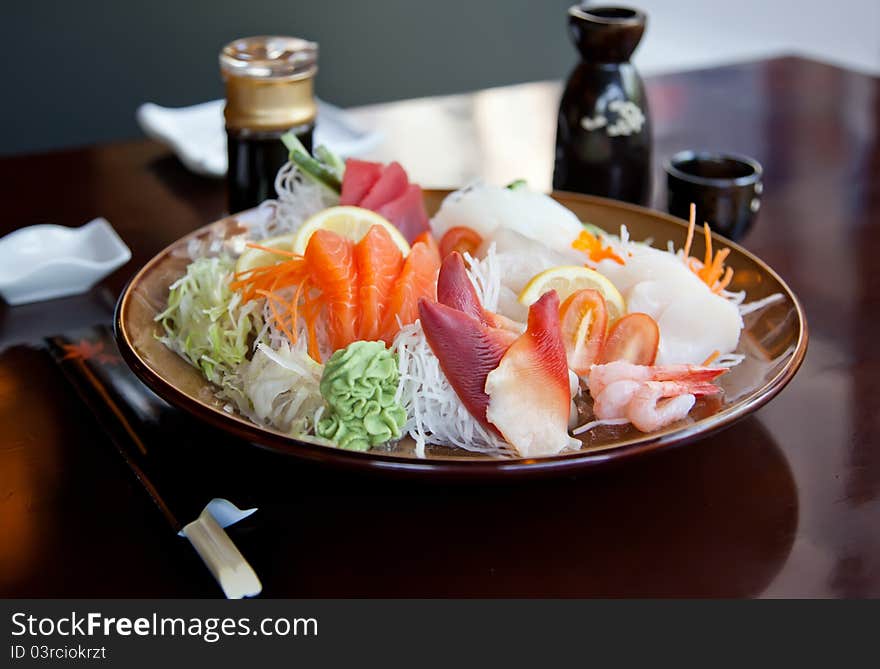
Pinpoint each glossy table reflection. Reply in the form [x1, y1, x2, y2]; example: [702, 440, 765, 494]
[0, 56, 877, 597]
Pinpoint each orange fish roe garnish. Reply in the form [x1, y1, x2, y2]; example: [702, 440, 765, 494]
[683, 204, 734, 293]
[572, 229, 625, 265]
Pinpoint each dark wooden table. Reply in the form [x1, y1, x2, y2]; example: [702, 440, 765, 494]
[1, 56, 877, 598]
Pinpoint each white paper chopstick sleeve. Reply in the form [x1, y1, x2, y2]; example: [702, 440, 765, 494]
[182, 508, 262, 599]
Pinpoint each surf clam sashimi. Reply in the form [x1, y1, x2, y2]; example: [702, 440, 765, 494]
[484, 291, 579, 457]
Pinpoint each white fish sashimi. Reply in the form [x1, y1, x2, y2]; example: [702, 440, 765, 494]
[431, 183, 584, 257]
[478, 226, 582, 263]
[596, 244, 704, 297]
[625, 277, 698, 320]
[656, 293, 743, 365]
[595, 241, 743, 365]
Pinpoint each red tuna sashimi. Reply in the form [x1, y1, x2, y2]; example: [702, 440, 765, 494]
[484, 291, 577, 457]
[359, 161, 408, 210]
[340, 159, 383, 206]
[418, 299, 513, 433]
[377, 184, 430, 243]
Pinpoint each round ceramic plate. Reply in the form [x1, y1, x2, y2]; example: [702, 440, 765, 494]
[115, 190, 807, 478]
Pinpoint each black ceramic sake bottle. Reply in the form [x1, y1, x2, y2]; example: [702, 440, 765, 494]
[553, 5, 652, 205]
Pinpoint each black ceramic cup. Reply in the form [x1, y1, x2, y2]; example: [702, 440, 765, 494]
[664, 151, 763, 241]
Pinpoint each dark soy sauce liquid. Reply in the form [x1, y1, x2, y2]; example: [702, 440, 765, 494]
[226, 124, 314, 213]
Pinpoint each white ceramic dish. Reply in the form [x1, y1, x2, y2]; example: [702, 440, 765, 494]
[0, 218, 131, 305]
[136, 99, 383, 178]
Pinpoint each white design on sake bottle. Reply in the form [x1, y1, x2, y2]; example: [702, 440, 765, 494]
[580, 100, 646, 137]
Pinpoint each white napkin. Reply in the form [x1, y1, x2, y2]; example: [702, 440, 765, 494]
[137, 99, 382, 177]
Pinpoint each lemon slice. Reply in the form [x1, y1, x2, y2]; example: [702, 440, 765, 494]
[518, 265, 626, 323]
[234, 232, 298, 274]
[291, 206, 410, 256]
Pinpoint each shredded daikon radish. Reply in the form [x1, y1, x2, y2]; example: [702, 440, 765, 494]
[572, 417, 631, 435]
[239, 342, 324, 434]
[739, 292, 784, 316]
[240, 163, 338, 241]
[714, 353, 746, 368]
[181, 226, 230, 260]
[237, 201, 280, 242]
[721, 288, 747, 305]
[391, 321, 512, 458]
[462, 242, 501, 312]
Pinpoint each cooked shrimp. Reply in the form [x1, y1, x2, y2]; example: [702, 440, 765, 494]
[627, 382, 698, 432]
[585, 361, 726, 432]
[592, 379, 641, 420]
[588, 360, 726, 396]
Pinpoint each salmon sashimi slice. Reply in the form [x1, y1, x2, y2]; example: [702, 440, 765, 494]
[355, 225, 404, 341]
[418, 298, 512, 433]
[378, 240, 440, 342]
[304, 229, 359, 351]
[484, 291, 578, 457]
[412, 231, 440, 264]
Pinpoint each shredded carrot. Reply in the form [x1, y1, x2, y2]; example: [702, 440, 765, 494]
[716, 266, 734, 291]
[702, 223, 711, 266]
[701, 350, 721, 366]
[683, 203, 696, 258]
[231, 256, 308, 303]
[244, 242, 299, 258]
[572, 229, 625, 265]
[301, 293, 322, 362]
[258, 289, 297, 345]
[681, 206, 735, 293]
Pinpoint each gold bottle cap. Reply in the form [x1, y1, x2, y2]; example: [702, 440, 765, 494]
[220, 36, 318, 132]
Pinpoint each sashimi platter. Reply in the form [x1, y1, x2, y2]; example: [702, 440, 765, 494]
[116, 137, 806, 474]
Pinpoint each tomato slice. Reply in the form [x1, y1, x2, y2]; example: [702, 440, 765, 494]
[558, 289, 608, 375]
[439, 226, 483, 258]
[598, 313, 660, 366]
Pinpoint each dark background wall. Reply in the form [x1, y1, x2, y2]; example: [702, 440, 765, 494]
[1, 0, 576, 156]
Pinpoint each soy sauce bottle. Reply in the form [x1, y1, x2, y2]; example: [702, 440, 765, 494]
[553, 6, 652, 205]
[220, 36, 318, 213]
